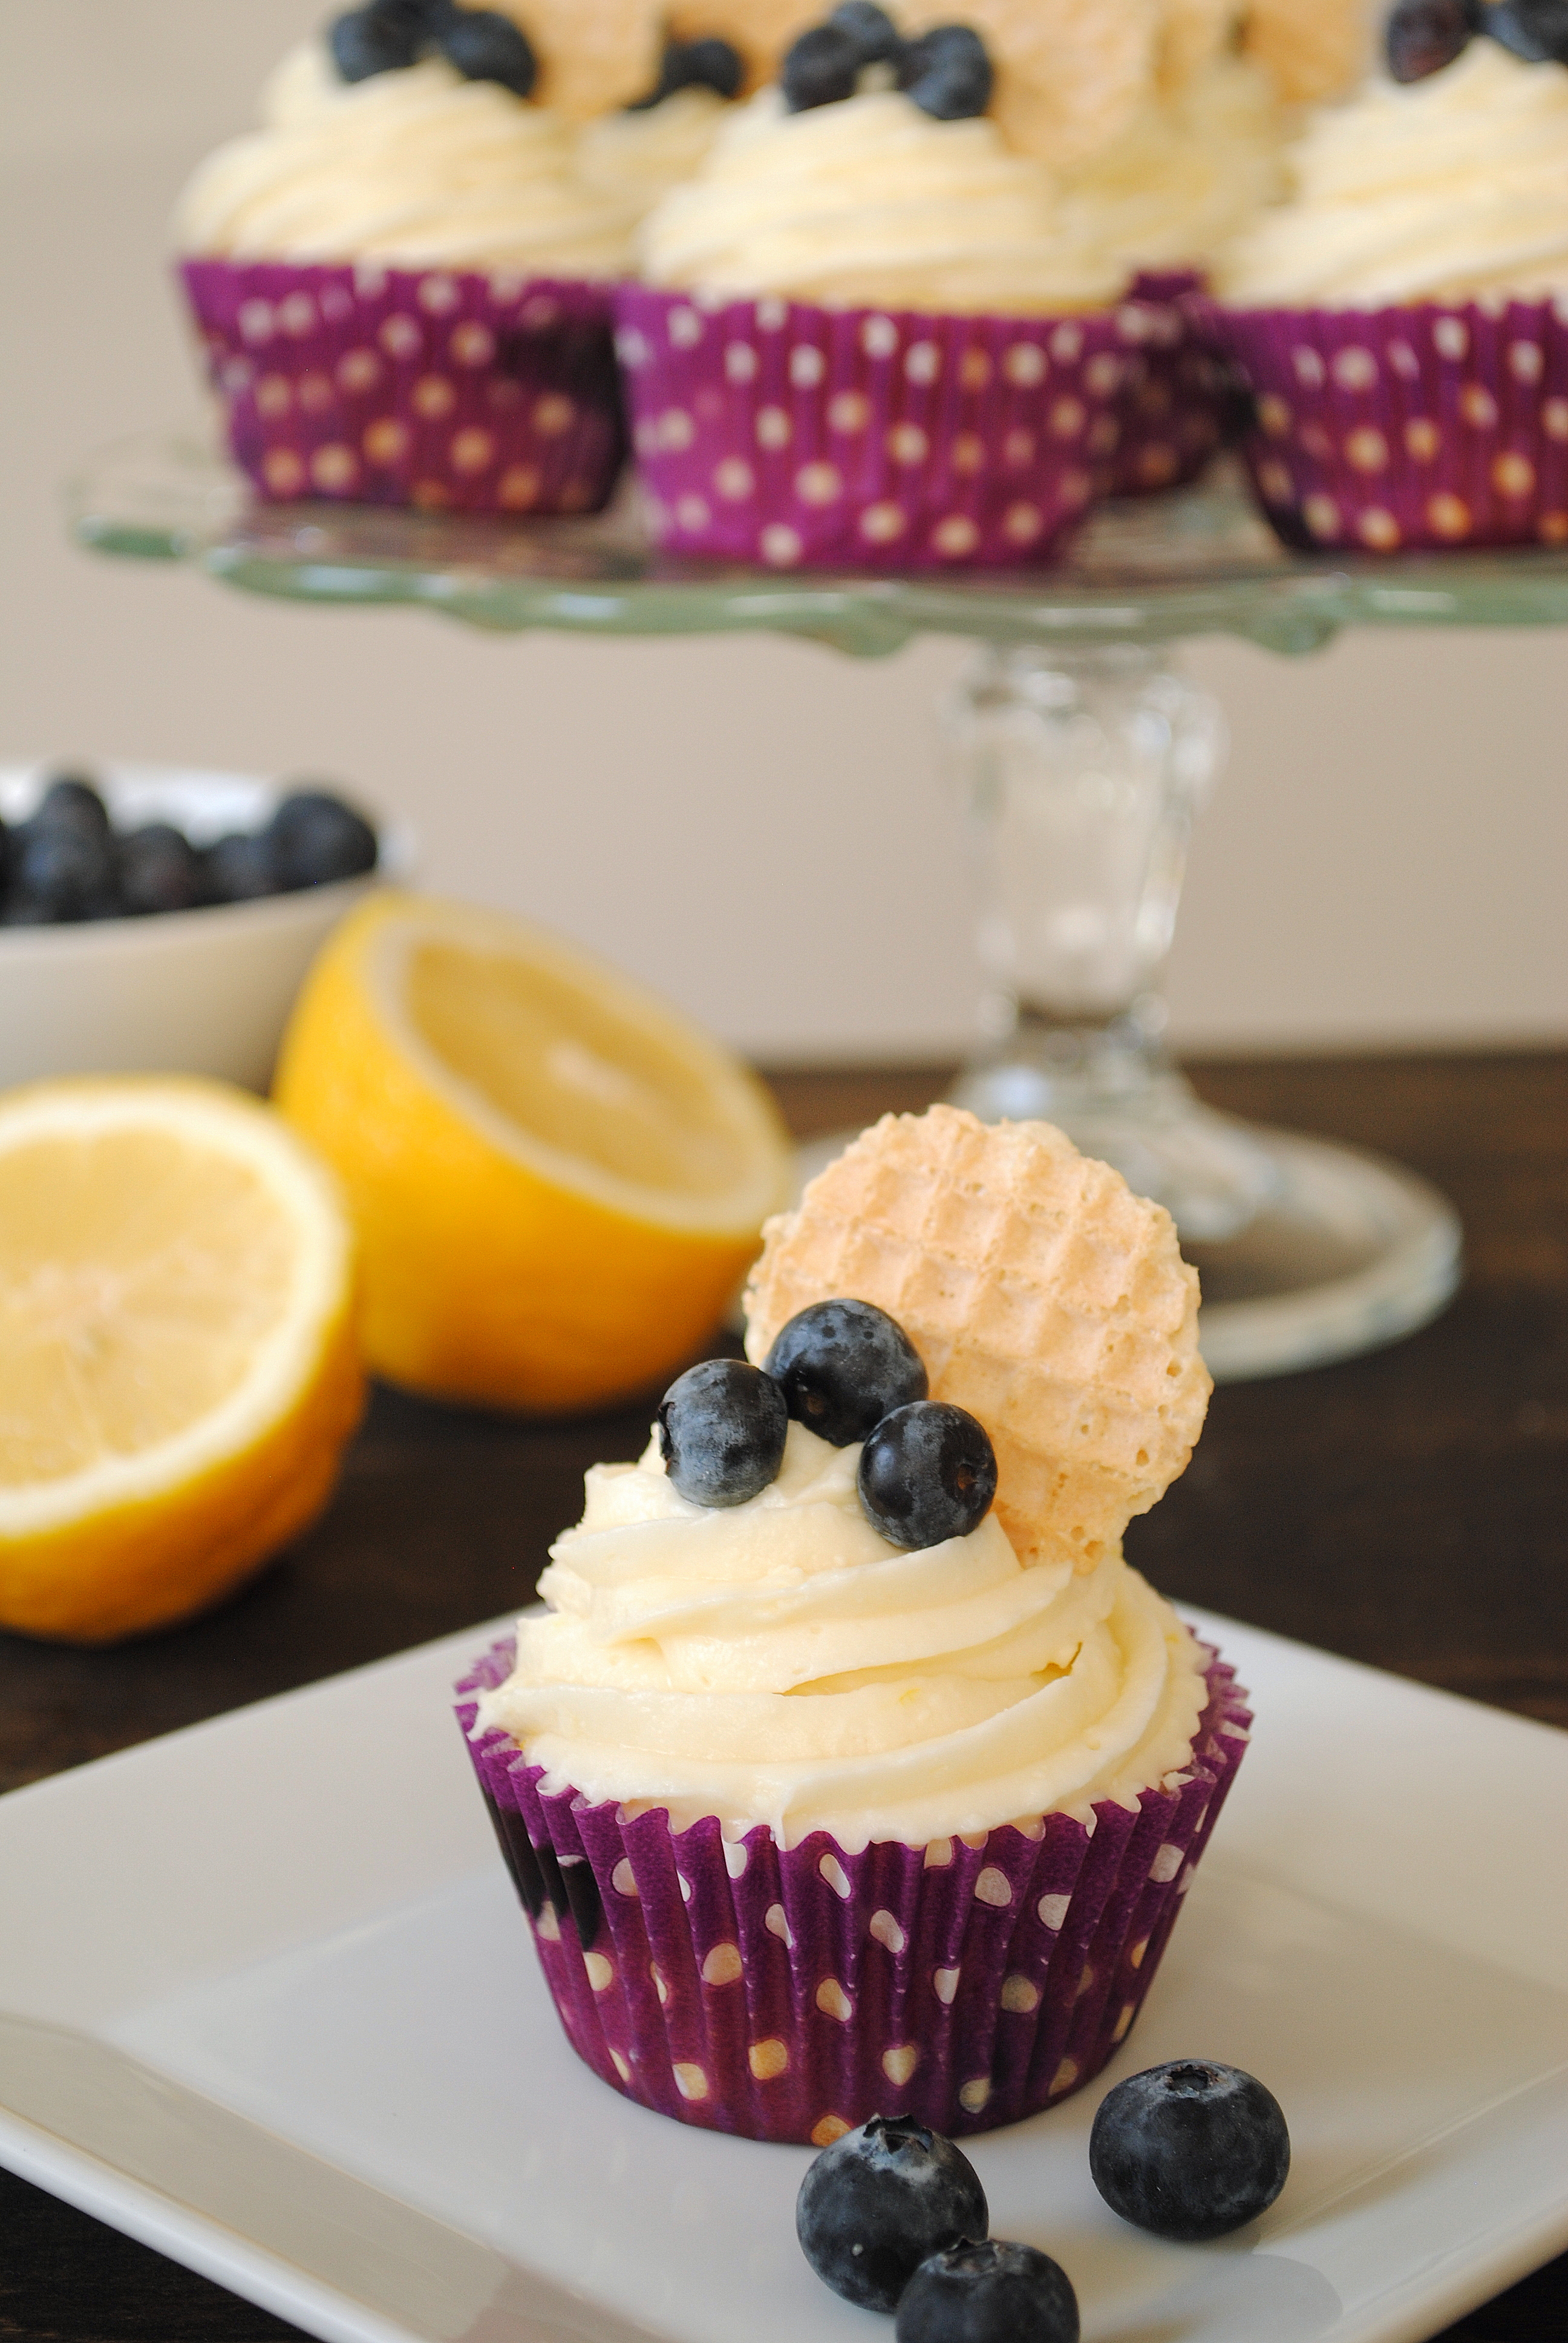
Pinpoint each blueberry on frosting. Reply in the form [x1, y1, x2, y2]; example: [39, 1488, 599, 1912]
[898, 22, 993, 119]
[828, 1, 904, 65]
[329, 0, 439, 82]
[1486, 0, 1568, 63]
[627, 33, 744, 110]
[858, 1400, 998, 1549]
[782, 21, 866, 110]
[437, 7, 537, 95]
[1385, 0, 1481, 80]
[765, 1298, 927, 1447]
[658, 1358, 788, 1507]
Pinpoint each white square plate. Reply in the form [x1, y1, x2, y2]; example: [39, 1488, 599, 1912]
[2, 1610, 1566, 2343]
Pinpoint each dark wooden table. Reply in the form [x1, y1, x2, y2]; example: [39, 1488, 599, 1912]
[2, 1050, 1564, 2342]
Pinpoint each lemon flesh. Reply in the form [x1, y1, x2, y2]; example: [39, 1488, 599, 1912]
[275, 893, 792, 1412]
[0, 1080, 362, 1642]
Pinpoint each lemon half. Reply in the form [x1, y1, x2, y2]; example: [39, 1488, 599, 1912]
[273, 892, 792, 1413]
[0, 1078, 362, 1644]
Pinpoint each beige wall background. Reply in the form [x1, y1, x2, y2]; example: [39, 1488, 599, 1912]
[3, 1, 1564, 1064]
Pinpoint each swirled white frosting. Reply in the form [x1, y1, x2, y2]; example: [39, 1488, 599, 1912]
[638, 87, 1126, 315]
[1219, 40, 1568, 304]
[577, 86, 728, 212]
[1063, 56, 1285, 274]
[474, 1421, 1209, 1851]
[174, 41, 638, 275]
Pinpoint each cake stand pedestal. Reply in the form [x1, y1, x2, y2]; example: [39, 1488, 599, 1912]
[71, 432, 1568, 1378]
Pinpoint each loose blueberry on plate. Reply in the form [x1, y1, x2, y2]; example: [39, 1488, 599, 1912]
[898, 23, 993, 119]
[829, 1, 905, 64]
[797, 2116, 988, 2314]
[438, 7, 538, 96]
[10, 819, 117, 923]
[204, 831, 278, 905]
[34, 775, 113, 844]
[897, 2240, 1080, 2343]
[1385, 0, 1480, 79]
[268, 789, 380, 890]
[765, 1297, 927, 1447]
[782, 21, 864, 109]
[118, 824, 204, 917]
[858, 1400, 997, 1548]
[1485, 0, 1568, 62]
[1089, 2061, 1290, 2242]
[658, 1358, 788, 1506]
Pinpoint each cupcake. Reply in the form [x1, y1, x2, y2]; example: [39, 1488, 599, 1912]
[174, 3, 644, 514]
[1209, 10, 1568, 551]
[457, 1105, 1250, 2145]
[615, 5, 1154, 568]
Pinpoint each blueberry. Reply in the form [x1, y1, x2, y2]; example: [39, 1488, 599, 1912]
[658, 1358, 788, 1507]
[898, 22, 993, 118]
[897, 2240, 1079, 2343]
[9, 818, 117, 922]
[203, 831, 278, 904]
[117, 824, 204, 917]
[1385, 0, 1479, 78]
[267, 789, 379, 889]
[34, 774, 112, 843]
[628, 34, 745, 107]
[858, 1401, 996, 1548]
[437, 7, 538, 96]
[1089, 2061, 1290, 2242]
[797, 2116, 988, 2314]
[829, 1, 904, 64]
[329, 3, 426, 81]
[764, 1298, 927, 1449]
[1486, 0, 1568, 62]
[782, 22, 863, 109]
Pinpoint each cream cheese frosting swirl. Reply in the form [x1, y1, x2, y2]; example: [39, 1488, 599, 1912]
[638, 87, 1126, 314]
[1062, 56, 1284, 275]
[174, 40, 638, 275]
[577, 86, 729, 212]
[1219, 41, 1568, 305]
[474, 1421, 1208, 1851]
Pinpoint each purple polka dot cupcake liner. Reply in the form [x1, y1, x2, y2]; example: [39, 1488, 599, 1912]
[1202, 295, 1568, 554]
[1108, 273, 1226, 499]
[180, 257, 626, 516]
[611, 284, 1163, 570]
[455, 1639, 1250, 2145]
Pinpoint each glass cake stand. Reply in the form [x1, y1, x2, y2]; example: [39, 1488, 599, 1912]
[71, 427, 1568, 1380]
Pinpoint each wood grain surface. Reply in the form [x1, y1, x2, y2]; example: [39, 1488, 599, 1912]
[1, 1050, 1564, 2342]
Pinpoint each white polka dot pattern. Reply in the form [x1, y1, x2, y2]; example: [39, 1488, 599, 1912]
[612, 284, 1149, 572]
[1213, 293, 1568, 552]
[181, 257, 625, 519]
[456, 1636, 1251, 2146]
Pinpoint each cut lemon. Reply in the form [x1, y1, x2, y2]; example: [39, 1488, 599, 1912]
[273, 891, 792, 1413]
[0, 1078, 362, 1645]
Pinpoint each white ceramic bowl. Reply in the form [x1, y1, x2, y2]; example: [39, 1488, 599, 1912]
[0, 763, 414, 1092]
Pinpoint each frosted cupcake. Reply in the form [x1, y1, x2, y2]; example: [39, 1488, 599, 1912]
[613, 4, 1160, 567]
[457, 1106, 1250, 2145]
[1210, 10, 1568, 549]
[174, 3, 640, 514]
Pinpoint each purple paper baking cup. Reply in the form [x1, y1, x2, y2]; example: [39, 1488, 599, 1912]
[612, 284, 1154, 569]
[180, 257, 626, 516]
[456, 1637, 1250, 2144]
[1203, 294, 1568, 552]
[1109, 273, 1224, 498]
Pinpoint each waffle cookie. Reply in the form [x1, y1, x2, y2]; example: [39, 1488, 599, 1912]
[495, 0, 662, 117]
[1241, 0, 1367, 105]
[744, 1106, 1210, 1574]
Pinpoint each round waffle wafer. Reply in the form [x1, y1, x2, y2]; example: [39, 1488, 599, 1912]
[957, 0, 1159, 168]
[1156, 0, 1241, 94]
[1241, 0, 1366, 105]
[497, 0, 662, 118]
[744, 1106, 1210, 1575]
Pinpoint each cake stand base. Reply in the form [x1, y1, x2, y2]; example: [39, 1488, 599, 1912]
[792, 1120, 1462, 1385]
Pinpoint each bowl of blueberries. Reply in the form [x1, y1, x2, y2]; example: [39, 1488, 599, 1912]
[0, 762, 410, 1090]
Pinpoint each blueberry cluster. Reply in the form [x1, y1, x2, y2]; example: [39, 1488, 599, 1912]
[1386, 0, 1568, 84]
[0, 774, 378, 927]
[656, 1298, 997, 1548]
[627, 33, 745, 111]
[782, 4, 993, 121]
[799, 2071, 1289, 2334]
[329, 0, 537, 99]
